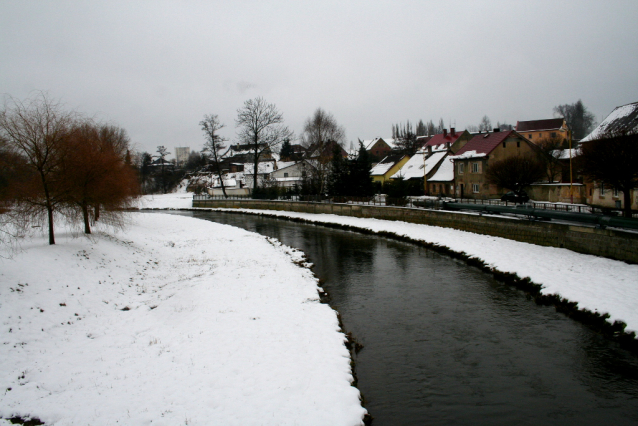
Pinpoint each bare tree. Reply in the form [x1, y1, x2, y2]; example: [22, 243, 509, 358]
[554, 100, 596, 140]
[533, 136, 565, 183]
[478, 115, 492, 132]
[0, 93, 76, 245]
[300, 108, 346, 151]
[155, 145, 169, 194]
[485, 154, 545, 193]
[579, 129, 638, 217]
[200, 114, 228, 198]
[235, 97, 293, 190]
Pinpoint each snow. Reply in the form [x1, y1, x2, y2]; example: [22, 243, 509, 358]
[449, 150, 487, 160]
[581, 102, 638, 142]
[0, 211, 366, 425]
[428, 156, 455, 182]
[369, 160, 395, 176]
[391, 151, 446, 180]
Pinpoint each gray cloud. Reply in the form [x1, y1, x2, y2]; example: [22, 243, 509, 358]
[1, 0, 637, 156]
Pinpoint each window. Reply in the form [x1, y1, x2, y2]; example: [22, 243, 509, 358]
[529, 134, 532, 139]
[459, 163, 464, 174]
[600, 183, 605, 194]
[503, 141, 506, 148]
[539, 133, 542, 138]
[284, 172, 289, 177]
[613, 187, 619, 197]
[551, 132, 557, 138]
[472, 162, 479, 173]
[517, 141, 520, 148]
[472, 183, 480, 193]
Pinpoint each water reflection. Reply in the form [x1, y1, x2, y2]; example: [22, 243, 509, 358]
[165, 211, 638, 425]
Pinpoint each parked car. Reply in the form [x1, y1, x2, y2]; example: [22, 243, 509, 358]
[501, 191, 529, 204]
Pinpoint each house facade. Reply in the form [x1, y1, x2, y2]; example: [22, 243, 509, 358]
[362, 138, 393, 161]
[580, 101, 638, 211]
[515, 118, 569, 144]
[451, 130, 537, 199]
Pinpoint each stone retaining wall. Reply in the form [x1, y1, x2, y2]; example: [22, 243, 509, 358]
[192, 199, 638, 264]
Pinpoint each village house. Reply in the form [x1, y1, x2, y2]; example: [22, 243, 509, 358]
[361, 137, 393, 161]
[270, 161, 306, 189]
[423, 128, 472, 154]
[515, 118, 569, 144]
[450, 130, 537, 199]
[371, 154, 410, 184]
[580, 101, 638, 211]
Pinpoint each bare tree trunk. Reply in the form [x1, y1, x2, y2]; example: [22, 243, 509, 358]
[216, 162, 227, 198]
[41, 172, 56, 245]
[82, 202, 91, 234]
[47, 204, 55, 245]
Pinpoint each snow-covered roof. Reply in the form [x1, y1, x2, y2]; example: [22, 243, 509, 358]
[362, 137, 396, 150]
[449, 150, 487, 160]
[581, 101, 638, 142]
[428, 157, 454, 182]
[275, 161, 298, 171]
[370, 154, 406, 176]
[243, 162, 276, 175]
[391, 151, 446, 179]
[452, 130, 515, 158]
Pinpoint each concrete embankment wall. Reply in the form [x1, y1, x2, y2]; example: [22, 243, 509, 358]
[193, 199, 638, 264]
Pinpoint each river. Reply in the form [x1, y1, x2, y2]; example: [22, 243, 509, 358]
[165, 210, 638, 425]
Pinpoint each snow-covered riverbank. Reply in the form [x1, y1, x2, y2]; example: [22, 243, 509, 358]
[0, 212, 366, 425]
[140, 193, 638, 337]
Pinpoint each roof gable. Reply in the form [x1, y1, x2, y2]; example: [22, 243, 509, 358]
[453, 131, 516, 157]
[581, 101, 638, 142]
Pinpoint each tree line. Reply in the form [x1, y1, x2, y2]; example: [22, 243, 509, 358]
[0, 93, 137, 246]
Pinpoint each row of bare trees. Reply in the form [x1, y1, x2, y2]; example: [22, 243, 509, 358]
[0, 93, 137, 246]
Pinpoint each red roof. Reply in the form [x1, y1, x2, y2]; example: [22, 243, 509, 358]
[424, 130, 464, 147]
[453, 130, 515, 156]
[516, 118, 564, 132]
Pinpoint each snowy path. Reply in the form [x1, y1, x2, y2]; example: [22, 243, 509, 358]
[140, 194, 638, 336]
[0, 213, 366, 425]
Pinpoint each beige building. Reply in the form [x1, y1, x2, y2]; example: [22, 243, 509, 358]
[515, 118, 569, 144]
[451, 130, 537, 199]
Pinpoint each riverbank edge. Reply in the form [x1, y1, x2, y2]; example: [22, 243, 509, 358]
[141, 207, 638, 356]
[190, 199, 638, 264]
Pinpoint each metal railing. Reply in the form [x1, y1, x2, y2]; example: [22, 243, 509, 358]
[192, 193, 638, 228]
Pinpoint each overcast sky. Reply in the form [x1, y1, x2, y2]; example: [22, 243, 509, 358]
[2, 0, 637, 157]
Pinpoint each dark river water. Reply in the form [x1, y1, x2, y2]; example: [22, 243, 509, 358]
[164, 210, 638, 425]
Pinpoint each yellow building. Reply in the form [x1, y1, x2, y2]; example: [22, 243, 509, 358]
[515, 118, 569, 144]
[370, 154, 410, 183]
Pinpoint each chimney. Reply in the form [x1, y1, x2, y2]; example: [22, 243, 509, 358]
[427, 145, 432, 155]
[451, 127, 456, 136]
[443, 128, 447, 137]
[446, 142, 451, 150]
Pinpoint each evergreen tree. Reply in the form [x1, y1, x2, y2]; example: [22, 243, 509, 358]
[279, 138, 293, 160]
[327, 144, 348, 196]
[350, 142, 374, 196]
[416, 120, 426, 137]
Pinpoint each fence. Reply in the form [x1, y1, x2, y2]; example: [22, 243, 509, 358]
[192, 194, 637, 221]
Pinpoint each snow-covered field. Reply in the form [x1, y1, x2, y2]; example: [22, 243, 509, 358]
[142, 193, 638, 336]
[0, 211, 366, 425]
